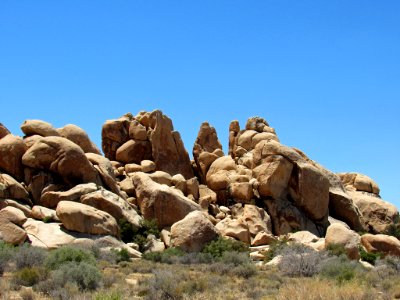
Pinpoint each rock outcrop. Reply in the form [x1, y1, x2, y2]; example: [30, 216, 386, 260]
[0, 110, 398, 260]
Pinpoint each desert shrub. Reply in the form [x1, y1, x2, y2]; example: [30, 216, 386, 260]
[39, 261, 101, 292]
[12, 267, 47, 287]
[95, 290, 122, 300]
[0, 241, 13, 275]
[45, 246, 96, 270]
[14, 244, 47, 270]
[230, 263, 257, 278]
[263, 239, 288, 262]
[220, 251, 251, 266]
[202, 237, 248, 258]
[146, 269, 209, 300]
[319, 256, 364, 284]
[19, 288, 35, 300]
[385, 223, 400, 240]
[119, 219, 160, 251]
[143, 247, 185, 263]
[326, 243, 347, 257]
[173, 252, 213, 265]
[359, 247, 382, 265]
[112, 248, 131, 263]
[278, 243, 329, 277]
[42, 216, 52, 223]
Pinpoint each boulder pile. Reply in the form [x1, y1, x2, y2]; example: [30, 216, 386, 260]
[0, 111, 398, 261]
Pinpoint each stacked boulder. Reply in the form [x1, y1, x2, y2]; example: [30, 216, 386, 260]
[0, 111, 398, 262]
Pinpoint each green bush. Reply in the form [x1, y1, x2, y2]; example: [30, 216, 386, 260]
[119, 218, 160, 251]
[359, 247, 382, 265]
[12, 267, 47, 287]
[319, 256, 364, 284]
[112, 248, 131, 263]
[45, 246, 96, 270]
[52, 261, 101, 291]
[143, 247, 185, 263]
[263, 239, 288, 262]
[0, 241, 13, 275]
[95, 290, 122, 300]
[202, 237, 248, 258]
[15, 244, 47, 270]
[326, 243, 347, 257]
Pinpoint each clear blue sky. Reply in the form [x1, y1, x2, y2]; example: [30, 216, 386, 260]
[0, 1, 399, 208]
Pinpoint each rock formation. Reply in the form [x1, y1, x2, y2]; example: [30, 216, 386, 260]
[0, 110, 398, 263]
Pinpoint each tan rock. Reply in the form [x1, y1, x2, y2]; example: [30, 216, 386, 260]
[160, 228, 171, 247]
[56, 201, 119, 237]
[119, 177, 135, 196]
[86, 153, 123, 198]
[115, 140, 152, 164]
[325, 223, 360, 260]
[237, 130, 258, 151]
[288, 231, 320, 244]
[0, 123, 10, 139]
[132, 172, 201, 228]
[245, 116, 270, 132]
[21, 120, 60, 137]
[150, 110, 194, 179]
[141, 160, 156, 173]
[0, 207, 27, 245]
[361, 234, 400, 257]
[171, 211, 219, 252]
[148, 171, 172, 186]
[172, 174, 186, 194]
[252, 155, 293, 199]
[23, 135, 42, 149]
[289, 162, 330, 221]
[125, 163, 142, 173]
[58, 124, 101, 154]
[22, 136, 100, 185]
[81, 189, 142, 228]
[241, 204, 272, 237]
[31, 206, 58, 221]
[144, 236, 165, 253]
[228, 182, 253, 202]
[129, 121, 148, 141]
[0, 173, 29, 201]
[251, 231, 277, 246]
[349, 191, 398, 233]
[199, 185, 217, 203]
[0, 199, 31, 217]
[206, 156, 237, 191]
[215, 217, 250, 244]
[101, 118, 130, 160]
[40, 183, 99, 208]
[338, 173, 380, 195]
[0, 135, 27, 181]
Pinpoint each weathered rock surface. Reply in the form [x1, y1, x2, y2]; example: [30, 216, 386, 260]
[0, 173, 29, 200]
[22, 136, 100, 185]
[132, 172, 200, 228]
[171, 211, 219, 252]
[361, 233, 400, 257]
[81, 189, 142, 228]
[56, 201, 119, 237]
[58, 124, 101, 154]
[215, 217, 250, 243]
[0, 123, 10, 139]
[0, 135, 27, 181]
[21, 120, 60, 137]
[31, 206, 59, 221]
[0, 207, 27, 245]
[325, 223, 360, 260]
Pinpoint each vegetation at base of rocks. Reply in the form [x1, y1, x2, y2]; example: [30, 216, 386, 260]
[42, 216, 52, 223]
[1, 241, 400, 299]
[44, 246, 96, 270]
[326, 243, 347, 257]
[359, 246, 382, 265]
[386, 221, 400, 240]
[119, 218, 160, 251]
[201, 237, 248, 258]
[112, 248, 131, 263]
[0, 241, 14, 275]
[14, 244, 47, 270]
[263, 238, 289, 262]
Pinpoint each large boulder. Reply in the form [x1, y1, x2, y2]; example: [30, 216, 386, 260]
[325, 223, 361, 260]
[171, 211, 219, 252]
[150, 110, 194, 179]
[102, 118, 130, 160]
[339, 173, 380, 195]
[0, 173, 29, 200]
[349, 191, 398, 233]
[85, 153, 123, 198]
[361, 234, 400, 257]
[58, 124, 101, 154]
[56, 201, 119, 237]
[40, 183, 99, 208]
[115, 140, 152, 164]
[81, 189, 142, 228]
[0, 135, 27, 181]
[132, 172, 200, 228]
[21, 120, 60, 137]
[22, 136, 100, 185]
[193, 122, 222, 182]
[0, 207, 27, 245]
[215, 217, 250, 244]
[0, 123, 10, 139]
[206, 156, 237, 191]
[31, 206, 58, 222]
